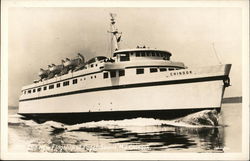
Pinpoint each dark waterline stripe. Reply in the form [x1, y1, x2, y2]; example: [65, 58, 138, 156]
[19, 75, 226, 102]
[18, 107, 221, 125]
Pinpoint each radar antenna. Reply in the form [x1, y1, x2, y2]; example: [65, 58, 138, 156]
[108, 13, 122, 57]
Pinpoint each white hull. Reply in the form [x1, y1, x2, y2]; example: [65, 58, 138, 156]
[19, 79, 225, 114]
[18, 64, 231, 123]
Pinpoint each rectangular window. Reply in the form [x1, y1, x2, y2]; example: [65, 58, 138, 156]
[146, 52, 151, 56]
[168, 68, 175, 71]
[152, 52, 156, 56]
[37, 88, 41, 92]
[136, 68, 144, 74]
[160, 68, 167, 72]
[28, 90, 31, 93]
[49, 84, 54, 89]
[43, 86, 47, 90]
[110, 71, 116, 78]
[63, 81, 70, 86]
[119, 70, 125, 77]
[150, 68, 158, 73]
[103, 72, 108, 79]
[120, 53, 130, 61]
[141, 52, 145, 57]
[73, 79, 78, 84]
[56, 83, 60, 88]
[33, 89, 36, 93]
[136, 52, 140, 57]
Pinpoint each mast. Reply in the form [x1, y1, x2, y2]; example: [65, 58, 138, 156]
[108, 13, 122, 57]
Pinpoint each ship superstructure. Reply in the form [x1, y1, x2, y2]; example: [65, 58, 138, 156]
[18, 14, 231, 124]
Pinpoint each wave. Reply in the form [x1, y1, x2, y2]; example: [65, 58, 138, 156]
[9, 109, 220, 132]
[8, 109, 223, 152]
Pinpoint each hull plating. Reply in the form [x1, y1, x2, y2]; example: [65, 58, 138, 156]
[19, 79, 225, 114]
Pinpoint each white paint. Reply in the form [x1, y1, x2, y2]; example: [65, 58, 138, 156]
[18, 64, 230, 114]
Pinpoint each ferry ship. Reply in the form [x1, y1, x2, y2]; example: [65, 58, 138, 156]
[18, 14, 231, 124]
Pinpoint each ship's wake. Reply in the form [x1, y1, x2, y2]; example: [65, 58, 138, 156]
[8, 109, 224, 152]
[10, 109, 221, 129]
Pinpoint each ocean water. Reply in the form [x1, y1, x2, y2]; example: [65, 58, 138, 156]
[8, 103, 242, 153]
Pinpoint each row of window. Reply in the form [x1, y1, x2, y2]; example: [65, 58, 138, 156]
[24, 69, 125, 94]
[24, 78, 78, 94]
[136, 67, 177, 75]
[23, 68, 187, 94]
[134, 52, 169, 58]
[103, 70, 125, 79]
[90, 63, 98, 68]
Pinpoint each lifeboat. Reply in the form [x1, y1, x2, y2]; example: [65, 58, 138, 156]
[63, 53, 85, 70]
[49, 64, 63, 73]
[38, 68, 49, 79]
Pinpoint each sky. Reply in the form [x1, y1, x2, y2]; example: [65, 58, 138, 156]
[8, 7, 242, 106]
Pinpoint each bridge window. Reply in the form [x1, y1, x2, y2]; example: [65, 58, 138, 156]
[150, 68, 158, 73]
[73, 79, 78, 84]
[63, 81, 69, 86]
[33, 89, 36, 93]
[56, 83, 60, 88]
[103, 72, 109, 79]
[49, 84, 54, 89]
[136, 68, 144, 74]
[28, 90, 31, 93]
[43, 86, 47, 90]
[23, 91, 26, 94]
[120, 53, 130, 61]
[141, 52, 146, 57]
[152, 52, 156, 56]
[110, 71, 116, 78]
[119, 70, 125, 77]
[37, 88, 41, 92]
